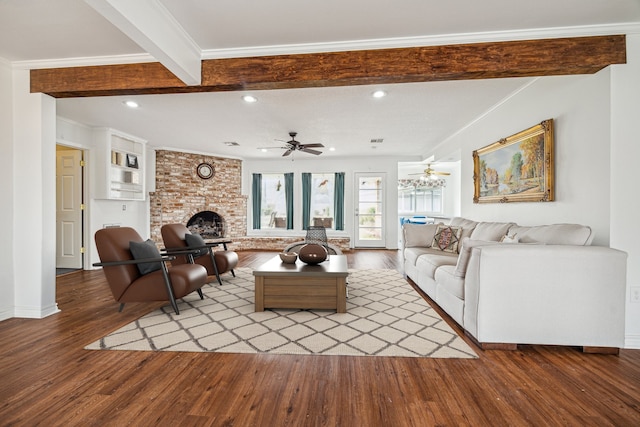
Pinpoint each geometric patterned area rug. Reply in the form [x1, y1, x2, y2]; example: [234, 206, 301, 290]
[86, 268, 478, 358]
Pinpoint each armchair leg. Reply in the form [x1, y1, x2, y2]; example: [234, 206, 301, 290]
[209, 251, 223, 286]
[118, 303, 125, 312]
[231, 269, 235, 277]
[197, 288, 204, 299]
[160, 263, 180, 315]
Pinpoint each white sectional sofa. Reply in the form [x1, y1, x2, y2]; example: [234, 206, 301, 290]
[402, 218, 627, 353]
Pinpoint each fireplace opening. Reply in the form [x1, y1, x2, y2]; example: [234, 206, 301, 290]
[187, 211, 226, 238]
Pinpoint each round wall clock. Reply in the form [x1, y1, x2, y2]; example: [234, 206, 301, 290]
[196, 162, 215, 179]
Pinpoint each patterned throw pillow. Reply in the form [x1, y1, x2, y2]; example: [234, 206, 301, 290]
[431, 225, 463, 253]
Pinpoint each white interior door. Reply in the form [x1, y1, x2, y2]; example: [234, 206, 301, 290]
[56, 149, 83, 269]
[354, 173, 386, 248]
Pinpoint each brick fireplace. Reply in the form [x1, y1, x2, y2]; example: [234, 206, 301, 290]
[150, 150, 350, 251]
[150, 150, 247, 245]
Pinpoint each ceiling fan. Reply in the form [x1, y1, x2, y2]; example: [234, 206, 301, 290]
[410, 164, 451, 179]
[267, 132, 325, 156]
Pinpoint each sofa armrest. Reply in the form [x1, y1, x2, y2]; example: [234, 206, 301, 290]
[463, 245, 627, 348]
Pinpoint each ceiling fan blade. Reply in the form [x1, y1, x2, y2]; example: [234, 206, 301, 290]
[301, 148, 322, 155]
[432, 171, 451, 176]
[282, 149, 293, 156]
[300, 143, 324, 148]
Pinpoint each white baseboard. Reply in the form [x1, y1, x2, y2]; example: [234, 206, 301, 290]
[13, 303, 60, 319]
[625, 334, 640, 349]
[0, 306, 15, 321]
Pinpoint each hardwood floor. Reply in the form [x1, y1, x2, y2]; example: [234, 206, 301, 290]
[1, 250, 639, 426]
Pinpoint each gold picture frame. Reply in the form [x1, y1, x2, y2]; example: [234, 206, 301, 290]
[473, 119, 554, 203]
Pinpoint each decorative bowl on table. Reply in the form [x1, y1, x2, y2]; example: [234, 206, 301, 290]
[298, 244, 328, 265]
[279, 251, 298, 264]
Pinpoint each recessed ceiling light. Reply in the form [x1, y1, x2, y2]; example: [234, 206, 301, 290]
[261, 148, 268, 152]
[123, 100, 139, 108]
[372, 90, 387, 98]
[242, 95, 258, 103]
[329, 147, 336, 151]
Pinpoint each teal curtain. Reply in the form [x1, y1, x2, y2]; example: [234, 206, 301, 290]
[302, 173, 311, 230]
[285, 173, 294, 229]
[252, 173, 262, 229]
[334, 172, 345, 230]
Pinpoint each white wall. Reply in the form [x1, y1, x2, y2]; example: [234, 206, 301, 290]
[56, 118, 151, 269]
[438, 72, 613, 245]
[12, 69, 58, 318]
[0, 60, 15, 320]
[611, 34, 640, 348]
[243, 155, 414, 249]
[430, 43, 640, 348]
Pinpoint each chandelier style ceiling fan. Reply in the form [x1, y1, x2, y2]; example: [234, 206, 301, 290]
[262, 132, 325, 156]
[410, 164, 451, 178]
[408, 164, 450, 188]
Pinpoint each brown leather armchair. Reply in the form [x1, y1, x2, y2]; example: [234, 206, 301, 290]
[161, 223, 238, 286]
[94, 227, 207, 315]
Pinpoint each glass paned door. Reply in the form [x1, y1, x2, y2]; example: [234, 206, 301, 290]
[355, 173, 385, 247]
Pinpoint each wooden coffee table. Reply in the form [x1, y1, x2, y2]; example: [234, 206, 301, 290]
[253, 255, 348, 312]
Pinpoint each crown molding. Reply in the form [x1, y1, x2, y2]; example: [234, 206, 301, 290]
[202, 22, 640, 59]
[13, 22, 640, 70]
[12, 53, 156, 70]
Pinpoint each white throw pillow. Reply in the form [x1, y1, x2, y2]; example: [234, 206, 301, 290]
[500, 234, 520, 243]
[403, 223, 442, 248]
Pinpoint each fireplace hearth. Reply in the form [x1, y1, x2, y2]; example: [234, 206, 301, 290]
[187, 211, 226, 238]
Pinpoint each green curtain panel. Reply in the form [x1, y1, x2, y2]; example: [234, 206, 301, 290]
[302, 173, 311, 230]
[285, 172, 294, 229]
[334, 172, 345, 230]
[252, 173, 262, 229]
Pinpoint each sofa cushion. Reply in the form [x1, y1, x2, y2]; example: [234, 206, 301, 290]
[434, 265, 465, 300]
[454, 238, 502, 278]
[404, 247, 441, 267]
[431, 225, 463, 253]
[508, 224, 593, 245]
[403, 222, 442, 248]
[470, 222, 516, 241]
[449, 217, 479, 242]
[129, 239, 162, 275]
[416, 253, 458, 280]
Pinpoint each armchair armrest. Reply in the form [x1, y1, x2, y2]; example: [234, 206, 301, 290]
[93, 255, 176, 268]
[161, 246, 211, 255]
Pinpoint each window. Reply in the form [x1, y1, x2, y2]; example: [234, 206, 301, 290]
[259, 173, 288, 229]
[310, 173, 335, 229]
[398, 180, 443, 214]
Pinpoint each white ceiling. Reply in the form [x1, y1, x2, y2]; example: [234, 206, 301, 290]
[2, 0, 640, 160]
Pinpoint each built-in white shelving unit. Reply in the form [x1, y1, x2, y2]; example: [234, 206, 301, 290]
[93, 128, 147, 200]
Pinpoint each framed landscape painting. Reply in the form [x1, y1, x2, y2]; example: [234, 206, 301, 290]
[473, 119, 554, 203]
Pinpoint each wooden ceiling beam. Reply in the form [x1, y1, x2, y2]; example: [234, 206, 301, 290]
[31, 35, 626, 98]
